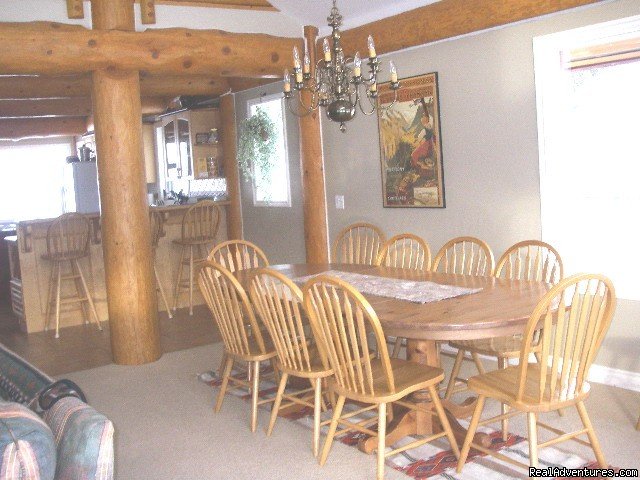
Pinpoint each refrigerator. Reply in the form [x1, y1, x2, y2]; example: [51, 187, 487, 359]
[63, 162, 101, 214]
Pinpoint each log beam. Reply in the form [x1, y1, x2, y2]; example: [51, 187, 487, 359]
[336, 0, 605, 57]
[91, 0, 161, 366]
[0, 117, 86, 140]
[299, 26, 328, 264]
[66, 0, 84, 19]
[0, 97, 168, 118]
[0, 22, 296, 77]
[140, 0, 157, 25]
[0, 74, 235, 99]
[220, 94, 242, 239]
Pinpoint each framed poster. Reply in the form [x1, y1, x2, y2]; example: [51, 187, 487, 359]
[377, 72, 445, 208]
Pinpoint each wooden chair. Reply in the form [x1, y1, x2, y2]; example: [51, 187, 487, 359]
[42, 213, 102, 338]
[456, 273, 616, 474]
[197, 260, 277, 432]
[432, 236, 495, 276]
[207, 239, 269, 273]
[375, 233, 432, 358]
[173, 200, 221, 315]
[444, 240, 563, 439]
[302, 275, 459, 480]
[332, 222, 386, 265]
[249, 268, 333, 457]
[150, 210, 172, 318]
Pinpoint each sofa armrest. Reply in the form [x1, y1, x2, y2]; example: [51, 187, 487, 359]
[42, 397, 114, 480]
[0, 343, 53, 404]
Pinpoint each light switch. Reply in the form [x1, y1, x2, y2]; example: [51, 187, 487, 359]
[335, 195, 345, 209]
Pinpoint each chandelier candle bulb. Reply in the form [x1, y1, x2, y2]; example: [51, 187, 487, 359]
[323, 38, 331, 62]
[303, 53, 310, 74]
[283, 70, 291, 93]
[367, 35, 377, 58]
[293, 46, 301, 69]
[390, 61, 398, 83]
[353, 52, 362, 77]
[370, 82, 377, 92]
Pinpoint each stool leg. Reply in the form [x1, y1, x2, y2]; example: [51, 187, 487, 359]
[188, 245, 194, 316]
[54, 262, 62, 339]
[44, 262, 57, 331]
[155, 263, 173, 319]
[75, 259, 102, 331]
[71, 260, 89, 324]
[173, 245, 186, 312]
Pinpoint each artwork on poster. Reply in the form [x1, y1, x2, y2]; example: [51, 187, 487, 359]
[377, 72, 445, 208]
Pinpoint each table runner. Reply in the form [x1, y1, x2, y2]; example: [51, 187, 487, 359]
[292, 270, 481, 304]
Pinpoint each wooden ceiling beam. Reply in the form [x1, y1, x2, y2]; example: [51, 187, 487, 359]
[336, 0, 605, 57]
[66, 0, 84, 19]
[136, 0, 276, 10]
[0, 117, 87, 140]
[0, 97, 169, 118]
[140, 0, 157, 24]
[0, 22, 299, 77]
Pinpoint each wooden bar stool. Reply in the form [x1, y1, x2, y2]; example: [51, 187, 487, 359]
[150, 210, 172, 319]
[172, 201, 221, 315]
[43, 213, 102, 338]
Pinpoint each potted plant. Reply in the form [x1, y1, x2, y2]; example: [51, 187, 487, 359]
[237, 107, 277, 184]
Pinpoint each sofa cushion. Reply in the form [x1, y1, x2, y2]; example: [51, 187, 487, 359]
[0, 401, 56, 480]
[42, 397, 113, 480]
[0, 345, 52, 405]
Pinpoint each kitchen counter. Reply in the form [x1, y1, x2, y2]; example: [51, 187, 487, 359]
[12, 202, 230, 333]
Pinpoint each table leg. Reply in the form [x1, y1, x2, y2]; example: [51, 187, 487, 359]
[358, 339, 490, 454]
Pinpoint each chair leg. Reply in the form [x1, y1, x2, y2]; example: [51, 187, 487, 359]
[456, 394, 486, 473]
[188, 246, 194, 316]
[377, 402, 387, 480]
[471, 352, 485, 374]
[172, 246, 186, 311]
[428, 385, 460, 459]
[445, 349, 465, 400]
[391, 337, 403, 359]
[250, 360, 260, 433]
[71, 260, 89, 324]
[75, 259, 102, 331]
[54, 262, 62, 339]
[319, 395, 345, 466]
[576, 401, 607, 467]
[44, 262, 57, 332]
[215, 355, 234, 413]
[497, 357, 509, 441]
[218, 353, 228, 378]
[155, 264, 173, 319]
[267, 372, 288, 437]
[527, 412, 538, 468]
[313, 377, 322, 458]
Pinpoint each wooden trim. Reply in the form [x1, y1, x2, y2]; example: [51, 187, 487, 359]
[336, 0, 606, 57]
[0, 117, 86, 140]
[0, 22, 297, 78]
[66, 0, 84, 19]
[567, 36, 640, 69]
[136, 0, 276, 10]
[140, 0, 157, 25]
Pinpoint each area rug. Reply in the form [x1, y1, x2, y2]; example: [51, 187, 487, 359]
[198, 369, 611, 480]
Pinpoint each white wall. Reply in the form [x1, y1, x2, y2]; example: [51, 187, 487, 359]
[321, 0, 640, 372]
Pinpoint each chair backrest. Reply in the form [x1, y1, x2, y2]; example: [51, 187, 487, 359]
[149, 210, 164, 249]
[181, 200, 221, 243]
[249, 268, 317, 374]
[46, 213, 91, 259]
[332, 222, 386, 265]
[375, 233, 431, 271]
[517, 274, 615, 404]
[495, 240, 563, 284]
[432, 236, 494, 276]
[303, 275, 394, 397]
[197, 261, 266, 357]
[208, 240, 269, 273]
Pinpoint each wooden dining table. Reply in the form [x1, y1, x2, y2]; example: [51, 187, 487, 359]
[237, 263, 551, 452]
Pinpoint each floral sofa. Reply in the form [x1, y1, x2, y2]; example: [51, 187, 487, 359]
[0, 342, 114, 480]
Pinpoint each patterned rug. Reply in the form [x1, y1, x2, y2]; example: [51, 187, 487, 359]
[198, 369, 611, 480]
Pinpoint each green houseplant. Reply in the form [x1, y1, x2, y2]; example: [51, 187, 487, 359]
[237, 107, 277, 184]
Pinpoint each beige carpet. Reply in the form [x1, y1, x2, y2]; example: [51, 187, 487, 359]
[64, 343, 640, 479]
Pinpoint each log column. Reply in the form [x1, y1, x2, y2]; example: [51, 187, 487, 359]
[220, 94, 243, 239]
[299, 26, 329, 264]
[91, 0, 161, 365]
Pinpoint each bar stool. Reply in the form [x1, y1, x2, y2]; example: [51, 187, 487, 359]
[150, 210, 173, 319]
[43, 213, 102, 338]
[172, 201, 221, 315]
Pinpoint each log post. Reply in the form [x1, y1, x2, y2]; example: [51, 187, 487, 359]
[220, 94, 243, 239]
[91, 0, 161, 365]
[299, 26, 329, 264]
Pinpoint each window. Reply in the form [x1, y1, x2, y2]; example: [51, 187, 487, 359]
[0, 139, 72, 223]
[247, 94, 291, 207]
[534, 16, 640, 300]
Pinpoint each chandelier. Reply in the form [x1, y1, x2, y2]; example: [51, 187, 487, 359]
[283, 0, 400, 132]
